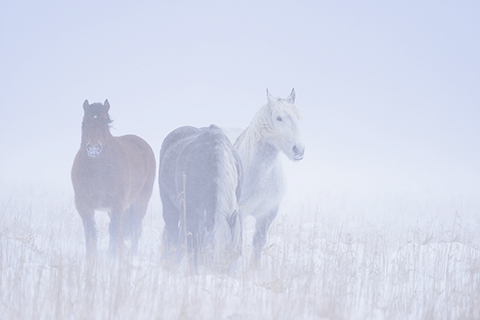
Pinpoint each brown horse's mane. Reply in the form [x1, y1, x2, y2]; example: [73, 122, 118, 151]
[81, 104, 114, 131]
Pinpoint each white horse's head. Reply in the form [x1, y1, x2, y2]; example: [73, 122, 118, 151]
[264, 89, 305, 162]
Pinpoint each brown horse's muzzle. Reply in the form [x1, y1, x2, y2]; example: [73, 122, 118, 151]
[87, 144, 102, 158]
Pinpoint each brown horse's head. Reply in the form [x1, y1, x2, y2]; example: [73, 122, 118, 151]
[81, 99, 113, 158]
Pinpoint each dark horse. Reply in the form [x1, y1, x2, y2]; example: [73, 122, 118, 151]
[159, 125, 243, 272]
[71, 100, 156, 256]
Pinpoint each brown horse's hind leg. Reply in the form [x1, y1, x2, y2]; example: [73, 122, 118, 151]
[125, 162, 155, 255]
[125, 197, 149, 255]
[109, 208, 126, 256]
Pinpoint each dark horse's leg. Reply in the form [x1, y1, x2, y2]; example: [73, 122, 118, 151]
[251, 207, 279, 266]
[184, 221, 201, 274]
[161, 194, 181, 265]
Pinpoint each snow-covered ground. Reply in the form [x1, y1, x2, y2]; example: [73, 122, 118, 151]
[1, 182, 479, 320]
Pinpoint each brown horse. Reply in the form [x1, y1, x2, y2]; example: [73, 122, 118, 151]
[71, 99, 156, 256]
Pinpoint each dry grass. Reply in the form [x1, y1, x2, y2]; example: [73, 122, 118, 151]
[1, 185, 479, 319]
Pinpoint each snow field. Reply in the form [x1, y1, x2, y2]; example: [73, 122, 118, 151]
[0, 186, 479, 319]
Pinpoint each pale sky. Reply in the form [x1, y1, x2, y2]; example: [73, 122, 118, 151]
[1, 1, 479, 198]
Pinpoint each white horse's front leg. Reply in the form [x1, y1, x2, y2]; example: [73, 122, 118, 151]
[251, 207, 278, 266]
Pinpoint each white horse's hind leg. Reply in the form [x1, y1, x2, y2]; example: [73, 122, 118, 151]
[251, 207, 278, 266]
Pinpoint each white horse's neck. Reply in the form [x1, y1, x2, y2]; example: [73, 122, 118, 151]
[252, 137, 281, 168]
[237, 105, 273, 160]
[236, 128, 284, 185]
[235, 127, 285, 213]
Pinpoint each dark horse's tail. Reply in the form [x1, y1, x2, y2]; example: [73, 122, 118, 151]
[123, 206, 135, 241]
[185, 125, 243, 270]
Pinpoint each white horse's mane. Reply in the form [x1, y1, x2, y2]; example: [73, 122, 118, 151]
[235, 101, 302, 158]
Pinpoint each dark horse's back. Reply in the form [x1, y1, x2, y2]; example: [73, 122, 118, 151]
[159, 125, 242, 272]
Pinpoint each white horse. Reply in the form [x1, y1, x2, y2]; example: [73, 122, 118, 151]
[234, 89, 305, 265]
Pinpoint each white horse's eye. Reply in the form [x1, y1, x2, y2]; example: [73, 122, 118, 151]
[276, 116, 283, 122]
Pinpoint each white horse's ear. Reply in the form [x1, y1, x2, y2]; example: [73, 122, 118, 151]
[286, 88, 296, 104]
[104, 99, 110, 112]
[83, 99, 89, 112]
[266, 89, 275, 107]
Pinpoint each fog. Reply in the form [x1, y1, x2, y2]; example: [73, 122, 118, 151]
[0, 1, 480, 200]
[1, 1, 478, 203]
[1, 2, 479, 318]
[1, 1, 478, 200]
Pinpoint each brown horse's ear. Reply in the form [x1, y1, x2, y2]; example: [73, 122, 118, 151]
[83, 100, 89, 112]
[104, 99, 110, 112]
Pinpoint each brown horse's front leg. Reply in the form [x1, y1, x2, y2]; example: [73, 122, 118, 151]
[109, 209, 126, 256]
[79, 209, 97, 256]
